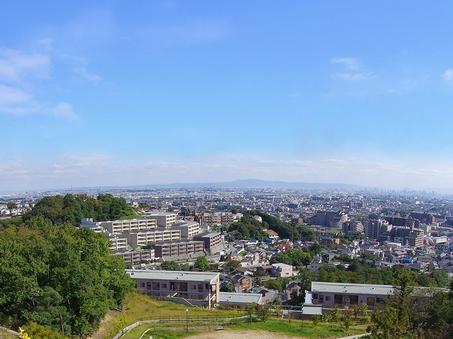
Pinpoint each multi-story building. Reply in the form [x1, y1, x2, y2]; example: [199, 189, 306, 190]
[200, 212, 234, 227]
[154, 240, 205, 260]
[103, 218, 158, 235]
[306, 281, 392, 309]
[365, 219, 391, 240]
[342, 221, 364, 235]
[113, 249, 155, 267]
[126, 229, 181, 248]
[306, 281, 447, 310]
[145, 212, 177, 228]
[108, 235, 128, 252]
[409, 212, 435, 225]
[308, 211, 348, 228]
[194, 232, 224, 254]
[390, 227, 424, 248]
[172, 221, 201, 239]
[127, 269, 220, 308]
[384, 216, 420, 228]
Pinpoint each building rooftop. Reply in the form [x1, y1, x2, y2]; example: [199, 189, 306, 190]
[126, 269, 219, 283]
[197, 232, 221, 238]
[219, 292, 262, 304]
[311, 281, 394, 296]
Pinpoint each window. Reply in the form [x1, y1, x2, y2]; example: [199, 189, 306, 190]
[152, 282, 160, 290]
[325, 296, 330, 301]
[162, 283, 167, 289]
[367, 297, 375, 306]
[141, 282, 145, 288]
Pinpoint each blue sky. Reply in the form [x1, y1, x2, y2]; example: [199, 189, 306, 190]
[2, 1, 453, 191]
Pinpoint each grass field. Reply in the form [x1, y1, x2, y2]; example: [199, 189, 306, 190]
[92, 292, 243, 339]
[121, 319, 368, 339]
[229, 319, 368, 338]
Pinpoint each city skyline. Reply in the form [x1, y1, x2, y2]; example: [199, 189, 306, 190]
[2, 1, 453, 191]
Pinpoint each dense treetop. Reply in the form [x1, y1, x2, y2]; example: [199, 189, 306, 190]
[24, 193, 136, 226]
[225, 211, 314, 241]
[0, 195, 134, 337]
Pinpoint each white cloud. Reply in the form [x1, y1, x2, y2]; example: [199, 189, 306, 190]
[330, 57, 372, 81]
[51, 102, 78, 120]
[73, 67, 101, 83]
[0, 48, 50, 83]
[0, 84, 32, 105]
[442, 68, 453, 82]
[0, 48, 77, 120]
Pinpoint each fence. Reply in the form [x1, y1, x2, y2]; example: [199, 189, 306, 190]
[112, 315, 249, 339]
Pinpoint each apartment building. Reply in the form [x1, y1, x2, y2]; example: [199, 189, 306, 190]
[103, 218, 157, 235]
[154, 240, 205, 260]
[200, 212, 234, 226]
[109, 235, 128, 252]
[145, 212, 177, 228]
[306, 281, 447, 310]
[390, 227, 424, 248]
[113, 249, 155, 267]
[342, 220, 364, 235]
[308, 211, 348, 228]
[365, 219, 391, 240]
[306, 281, 392, 309]
[127, 269, 220, 308]
[126, 229, 181, 248]
[194, 232, 224, 254]
[172, 221, 201, 239]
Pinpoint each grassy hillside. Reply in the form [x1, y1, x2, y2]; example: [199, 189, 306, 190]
[92, 292, 243, 339]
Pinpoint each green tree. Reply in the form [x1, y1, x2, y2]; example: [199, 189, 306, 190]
[194, 256, 209, 271]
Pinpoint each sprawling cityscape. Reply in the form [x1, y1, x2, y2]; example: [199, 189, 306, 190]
[1, 185, 452, 337]
[2, 1, 453, 339]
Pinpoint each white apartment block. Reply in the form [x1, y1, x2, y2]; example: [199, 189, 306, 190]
[172, 221, 201, 239]
[103, 218, 158, 235]
[145, 212, 178, 228]
[109, 236, 128, 252]
[126, 229, 181, 248]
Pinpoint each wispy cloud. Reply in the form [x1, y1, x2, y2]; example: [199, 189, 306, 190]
[0, 48, 77, 119]
[331, 57, 373, 81]
[0, 48, 50, 83]
[442, 68, 453, 82]
[73, 66, 101, 83]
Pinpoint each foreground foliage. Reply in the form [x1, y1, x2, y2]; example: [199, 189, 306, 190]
[0, 195, 135, 337]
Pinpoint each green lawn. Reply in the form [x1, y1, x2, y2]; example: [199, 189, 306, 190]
[120, 318, 368, 339]
[229, 319, 368, 338]
[93, 292, 243, 339]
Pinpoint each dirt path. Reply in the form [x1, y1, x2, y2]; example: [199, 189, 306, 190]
[187, 330, 298, 339]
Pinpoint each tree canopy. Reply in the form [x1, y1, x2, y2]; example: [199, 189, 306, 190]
[0, 195, 134, 336]
[24, 193, 136, 226]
